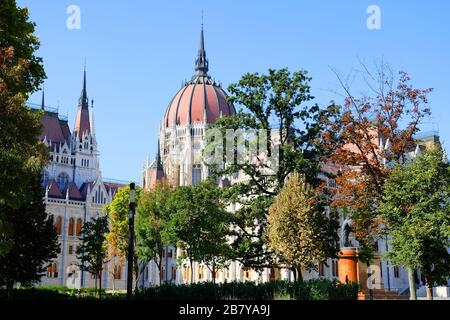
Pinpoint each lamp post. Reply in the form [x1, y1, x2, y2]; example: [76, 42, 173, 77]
[127, 182, 136, 299]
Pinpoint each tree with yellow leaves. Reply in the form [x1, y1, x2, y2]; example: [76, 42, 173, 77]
[267, 172, 339, 281]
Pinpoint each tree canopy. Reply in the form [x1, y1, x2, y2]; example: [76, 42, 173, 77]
[268, 171, 339, 281]
[379, 147, 450, 299]
[209, 68, 338, 269]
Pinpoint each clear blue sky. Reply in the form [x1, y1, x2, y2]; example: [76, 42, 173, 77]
[20, 0, 450, 182]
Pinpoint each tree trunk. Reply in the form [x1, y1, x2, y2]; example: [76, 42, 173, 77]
[6, 280, 13, 300]
[98, 271, 102, 298]
[292, 268, 297, 282]
[94, 274, 98, 297]
[190, 259, 194, 284]
[158, 262, 163, 286]
[408, 268, 417, 300]
[212, 261, 218, 300]
[296, 267, 303, 282]
[425, 276, 433, 300]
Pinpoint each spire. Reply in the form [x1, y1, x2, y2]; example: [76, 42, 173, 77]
[79, 64, 88, 109]
[156, 139, 163, 170]
[41, 88, 45, 110]
[195, 21, 209, 76]
[74, 65, 91, 137]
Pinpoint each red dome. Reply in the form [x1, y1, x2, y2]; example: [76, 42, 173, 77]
[164, 75, 235, 127]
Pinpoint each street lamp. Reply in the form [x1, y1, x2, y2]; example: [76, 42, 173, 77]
[127, 182, 136, 299]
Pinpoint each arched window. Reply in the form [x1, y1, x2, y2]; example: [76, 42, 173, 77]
[199, 265, 204, 280]
[41, 171, 49, 188]
[68, 217, 74, 236]
[114, 265, 122, 280]
[47, 262, 58, 278]
[76, 218, 82, 236]
[56, 172, 69, 192]
[192, 164, 202, 185]
[55, 216, 62, 235]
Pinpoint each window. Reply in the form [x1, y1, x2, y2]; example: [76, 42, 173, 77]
[47, 263, 58, 278]
[199, 265, 204, 280]
[168, 249, 173, 258]
[76, 218, 82, 236]
[192, 164, 202, 185]
[183, 265, 190, 282]
[41, 171, 49, 187]
[172, 266, 177, 281]
[332, 260, 339, 277]
[114, 265, 122, 280]
[394, 266, 400, 278]
[68, 218, 74, 236]
[56, 172, 69, 192]
[55, 216, 62, 235]
[318, 263, 325, 277]
[68, 245, 73, 255]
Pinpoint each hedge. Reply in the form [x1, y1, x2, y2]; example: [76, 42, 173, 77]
[134, 279, 359, 300]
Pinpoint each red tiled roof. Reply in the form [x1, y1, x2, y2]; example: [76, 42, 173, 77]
[104, 182, 126, 198]
[39, 112, 68, 144]
[47, 180, 63, 198]
[67, 182, 83, 200]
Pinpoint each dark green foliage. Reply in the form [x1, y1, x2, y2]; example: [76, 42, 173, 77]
[134, 279, 359, 300]
[0, 173, 59, 298]
[379, 147, 450, 299]
[0, 0, 47, 211]
[77, 215, 109, 296]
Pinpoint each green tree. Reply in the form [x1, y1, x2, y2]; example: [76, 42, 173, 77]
[208, 68, 338, 269]
[104, 185, 142, 288]
[0, 0, 47, 210]
[136, 179, 171, 285]
[164, 180, 231, 285]
[77, 215, 109, 297]
[379, 147, 450, 300]
[267, 172, 339, 281]
[0, 172, 58, 299]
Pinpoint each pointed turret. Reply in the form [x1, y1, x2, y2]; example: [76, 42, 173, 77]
[156, 139, 163, 170]
[74, 66, 91, 138]
[195, 24, 209, 76]
[79, 65, 89, 109]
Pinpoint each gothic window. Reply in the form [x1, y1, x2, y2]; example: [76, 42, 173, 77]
[84, 141, 88, 149]
[394, 266, 400, 278]
[114, 265, 122, 280]
[192, 164, 202, 185]
[68, 245, 73, 255]
[172, 266, 177, 281]
[57, 172, 69, 192]
[198, 265, 204, 280]
[318, 263, 325, 277]
[55, 216, 62, 235]
[41, 171, 49, 187]
[76, 218, 82, 236]
[332, 260, 339, 277]
[68, 217, 74, 236]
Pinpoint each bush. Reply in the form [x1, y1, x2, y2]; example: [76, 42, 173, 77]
[134, 279, 359, 300]
[0, 286, 105, 300]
